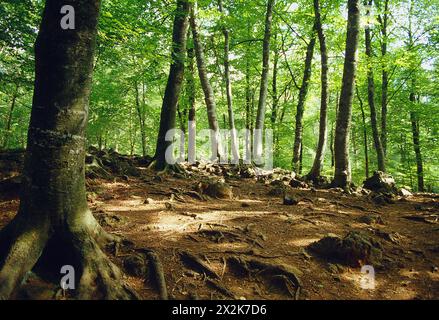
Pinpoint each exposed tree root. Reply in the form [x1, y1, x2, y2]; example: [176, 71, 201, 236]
[0, 218, 49, 300]
[0, 210, 138, 300]
[147, 159, 186, 175]
[180, 251, 220, 280]
[206, 278, 236, 299]
[227, 256, 302, 300]
[70, 230, 138, 300]
[145, 250, 168, 300]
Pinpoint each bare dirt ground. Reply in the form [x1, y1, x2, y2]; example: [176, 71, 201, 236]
[1, 163, 438, 300]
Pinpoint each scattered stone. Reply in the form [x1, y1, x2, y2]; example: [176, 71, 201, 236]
[308, 231, 383, 267]
[95, 211, 126, 227]
[164, 202, 174, 210]
[200, 181, 233, 199]
[270, 179, 286, 187]
[123, 254, 147, 277]
[144, 198, 154, 204]
[399, 188, 413, 197]
[358, 215, 385, 225]
[375, 231, 402, 244]
[370, 192, 395, 206]
[363, 171, 397, 194]
[268, 185, 286, 196]
[283, 195, 299, 206]
[289, 178, 308, 189]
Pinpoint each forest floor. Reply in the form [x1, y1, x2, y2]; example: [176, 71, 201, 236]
[0, 152, 438, 300]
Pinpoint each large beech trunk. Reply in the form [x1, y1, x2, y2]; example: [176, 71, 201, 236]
[0, 0, 136, 300]
[154, 0, 190, 170]
[307, 0, 328, 181]
[333, 0, 361, 188]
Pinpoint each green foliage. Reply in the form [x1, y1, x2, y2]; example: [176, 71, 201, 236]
[1, 0, 438, 191]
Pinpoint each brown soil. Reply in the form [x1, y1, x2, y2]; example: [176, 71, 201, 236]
[1, 166, 438, 300]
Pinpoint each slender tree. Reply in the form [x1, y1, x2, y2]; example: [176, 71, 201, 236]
[292, 31, 316, 173]
[407, 0, 424, 192]
[333, 0, 361, 188]
[377, 0, 390, 155]
[254, 0, 275, 161]
[364, 0, 386, 172]
[186, 34, 197, 163]
[218, 0, 239, 163]
[356, 86, 370, 178]
[153, 0, 190, 170]
[2, 83, 19, 149]
[190, 2, 223, 161]
[307, 0, 329, 181]
[0, 0, 136, 299]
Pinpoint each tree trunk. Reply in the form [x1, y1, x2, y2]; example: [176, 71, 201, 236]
[0, 0, 136, 300]
[307, 0, 329, 181]
[190, 2, 223, 161]
[153, 0, 190, 170]
[377, 0, 389, 155]
[2, 83, 19, 150]
[271, 35, 279, 129]
[135, 80, 147, 157]
[254, 0, 275, 161]
[218, 0, 239, 164]
[187, 35, 197, 163]
[333, 0, 361, 188]
[356, 86, 370, 178]
[410, 94, 424, 192]
[292, 32, 316, 173]
[364, 0, 386, 172]
[245, 49, 252, 163]
[407, 0, 424, 192]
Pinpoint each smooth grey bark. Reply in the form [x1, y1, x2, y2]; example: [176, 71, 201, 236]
[0, 0, 135, 300]
[245, 54, 252, 162]
[377, 0, 389, 155]
[254, 0, 275, 161]
[364, 0, 386, 172]
[186, 36, 197, 163]
[356, 86, 370, 178]
[154, 0, 190, 170]
[218, 0, 239, 163]
[333, 0, 361, 188]
[307, 0, 329, 181]
[292, 32, 316, 173]
[190, 2, 223, 161]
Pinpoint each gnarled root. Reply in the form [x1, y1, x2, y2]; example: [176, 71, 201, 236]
[0, 218, 49, 300]
[0, 212, 138, 300]
[72, 231, 138, 300]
